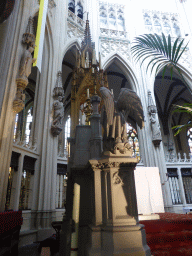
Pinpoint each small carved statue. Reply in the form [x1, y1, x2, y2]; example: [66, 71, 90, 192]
[148, 91, 162, 146]
[18, 45, 36, 81]
[51, 96, 64, 136]
[150, 114, 162, 143]
[100, 86, 144, 154]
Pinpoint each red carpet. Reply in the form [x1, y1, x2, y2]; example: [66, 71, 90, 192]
[140, 213, 192, 256]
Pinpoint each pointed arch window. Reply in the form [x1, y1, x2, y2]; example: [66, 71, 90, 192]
[25, 107, 33, 143]
[173, 22, 181, 37]
[68, 0, 75, 13]
[144, 13, 152, 32]
[126, 124, 140, 159]
[163, 22, 171, 35]
[154, 19, 162, 34]
[109, 13, 116, 30]
[117, 15, 124, 31]
[77, 1, 83, 19]
[100, 11, 107, 27]
[65, 116, 71, 147]
[13, 113, 19, 140]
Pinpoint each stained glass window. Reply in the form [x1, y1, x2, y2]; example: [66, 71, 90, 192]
[126, 124, 140, 159]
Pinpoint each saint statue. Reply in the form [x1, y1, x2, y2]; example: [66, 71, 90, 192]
[51, 96, 64, 136]
[150, 113, 162, 146]
[18, 45, 36, 81]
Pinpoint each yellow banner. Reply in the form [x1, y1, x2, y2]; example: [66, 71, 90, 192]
[33, 0, 48, 71]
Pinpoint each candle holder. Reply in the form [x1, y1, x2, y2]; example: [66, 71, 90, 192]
[83, 97, 93, 125]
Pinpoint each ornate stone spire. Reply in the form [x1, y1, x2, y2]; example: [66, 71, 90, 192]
[81, 13, 93, 51]
[53, 71, 64, 98]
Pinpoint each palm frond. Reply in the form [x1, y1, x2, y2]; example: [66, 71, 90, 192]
[172, 121, 192, 136]
[172, 104, 192, 135]
[172, 104, 192, 114]
[131, 33, 188, 79]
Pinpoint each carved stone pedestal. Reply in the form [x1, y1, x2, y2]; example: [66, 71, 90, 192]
[87, 154, 151, 256]
[87, 224, 150, 256]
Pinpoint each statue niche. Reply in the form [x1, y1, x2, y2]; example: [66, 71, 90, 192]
[100, 86, 144, 154]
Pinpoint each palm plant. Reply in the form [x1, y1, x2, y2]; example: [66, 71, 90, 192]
[131, 33, 191, 135]
[131, 33, 188, 81]
[172, 103, 192, 135]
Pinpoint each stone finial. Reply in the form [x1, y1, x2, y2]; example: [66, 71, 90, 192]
[22, 16, 36, 46]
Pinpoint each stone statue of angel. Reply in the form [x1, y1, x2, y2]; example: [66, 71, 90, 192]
[99, 86, 144, 154]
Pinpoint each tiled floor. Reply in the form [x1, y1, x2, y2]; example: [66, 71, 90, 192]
[18, 243, 40, 256]
[18, 243, 59, 256]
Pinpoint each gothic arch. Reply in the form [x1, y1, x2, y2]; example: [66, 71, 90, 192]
[102, 53, 139, 92]
[61, 39, 81, 69]
[153, 64, 192, 157]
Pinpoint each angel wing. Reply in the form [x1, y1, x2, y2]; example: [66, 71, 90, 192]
[116, 88, 144, 129]
[99, 87, 114, 126]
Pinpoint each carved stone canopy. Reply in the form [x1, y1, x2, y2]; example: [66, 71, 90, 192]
[22, 16, 36, 46]
[53, 71, 64, 98]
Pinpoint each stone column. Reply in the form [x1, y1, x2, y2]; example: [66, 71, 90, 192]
[88, 155, 151, 256]
[9, 153, 24, 210]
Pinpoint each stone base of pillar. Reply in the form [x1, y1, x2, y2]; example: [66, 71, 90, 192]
[86, 224, 151, 256]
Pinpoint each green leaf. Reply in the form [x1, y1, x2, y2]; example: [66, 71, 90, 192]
[167, 34, 172, 60]
[161, 33, 169, 58]
[131, 33, 188, 85]
[172, 38, 185, 63]
[162, 65, 167, 80]
[171, 37, 180, 61]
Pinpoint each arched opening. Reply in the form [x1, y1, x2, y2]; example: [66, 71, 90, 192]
[154, 69, 192, 205]
[60, 44, 80, 155]
[154, 70, 192, 157]
[104, 58, 141, 159]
